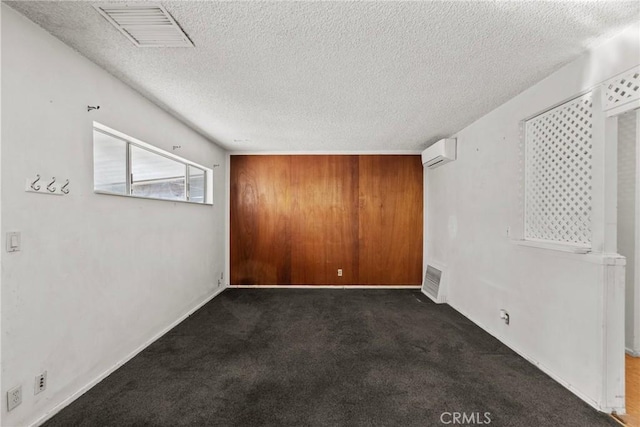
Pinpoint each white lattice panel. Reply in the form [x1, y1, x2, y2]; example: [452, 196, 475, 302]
[524, 93, 593, 246]
[604, 66, 640, 112]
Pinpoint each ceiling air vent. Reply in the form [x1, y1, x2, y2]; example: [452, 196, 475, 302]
[93, 3, 194, 48]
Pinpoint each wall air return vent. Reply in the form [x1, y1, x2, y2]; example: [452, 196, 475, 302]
[422, 264, 447, 304]
[93, 3, 194, 48]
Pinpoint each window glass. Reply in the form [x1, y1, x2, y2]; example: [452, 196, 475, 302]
[130, 145, 186, 201]
[93, 130, 127, 194]
[93, 123, 212, 205]
[188, 165, 206, 203]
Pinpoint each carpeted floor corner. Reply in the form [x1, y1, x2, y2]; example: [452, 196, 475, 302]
[43, 289, 618, 427]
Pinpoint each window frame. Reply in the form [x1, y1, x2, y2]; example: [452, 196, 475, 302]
[93, 122, 212, 205]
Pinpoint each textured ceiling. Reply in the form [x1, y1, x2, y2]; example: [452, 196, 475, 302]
[5, 1, 640, 152]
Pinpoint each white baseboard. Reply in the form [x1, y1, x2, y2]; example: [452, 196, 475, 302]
[446, 300, 620, 414]
[30, 286, 226, 427]
[626, 347, 640, 357]
[227, 285, 421, 289]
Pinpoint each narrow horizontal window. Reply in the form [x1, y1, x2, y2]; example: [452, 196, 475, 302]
[93, 123, 213, 205]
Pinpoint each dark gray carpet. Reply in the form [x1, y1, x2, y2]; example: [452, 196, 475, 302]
[44, 289, 617, 427]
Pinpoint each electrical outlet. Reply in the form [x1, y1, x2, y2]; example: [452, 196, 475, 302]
[506, 226, 511, 237]
[35, 371, 47, 395]
[7, 385, 22, 411]
[337, 269, 343, 277]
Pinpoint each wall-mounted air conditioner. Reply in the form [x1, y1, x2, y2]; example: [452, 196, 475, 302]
[421, 138, 457, 169]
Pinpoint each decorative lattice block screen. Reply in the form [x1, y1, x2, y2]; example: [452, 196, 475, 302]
[604, 66, 640, 113]
[524, 93, 593, 246]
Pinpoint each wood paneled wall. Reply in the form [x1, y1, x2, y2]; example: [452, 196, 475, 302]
[230, 155, 423, 286]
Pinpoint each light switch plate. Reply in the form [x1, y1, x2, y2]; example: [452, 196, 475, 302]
[6, 232, 21, 253]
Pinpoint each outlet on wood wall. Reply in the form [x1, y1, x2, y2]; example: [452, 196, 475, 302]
[230, 155, 423, 285]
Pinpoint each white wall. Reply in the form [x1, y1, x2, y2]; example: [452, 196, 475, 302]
[426, 23, 639, 412]
[1, 5, 227, 426]
[618, 111, 638, 355]
[0, 4, 3, 424]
